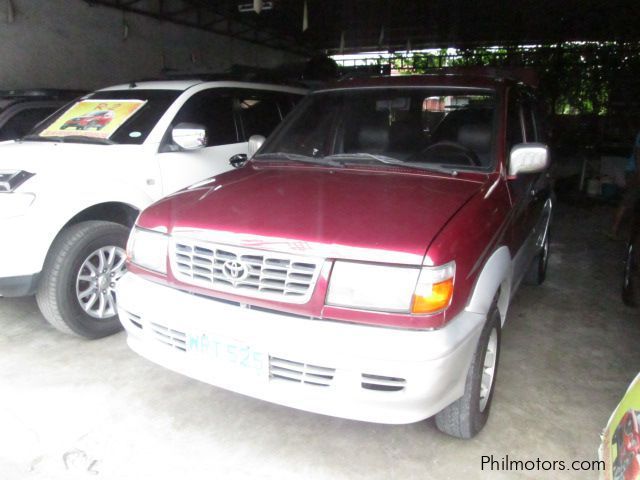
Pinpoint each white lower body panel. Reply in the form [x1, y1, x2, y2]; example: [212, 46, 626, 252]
[117, 273, 486, 424]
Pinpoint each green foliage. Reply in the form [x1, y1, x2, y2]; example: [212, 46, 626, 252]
[381, 42, 640, 116]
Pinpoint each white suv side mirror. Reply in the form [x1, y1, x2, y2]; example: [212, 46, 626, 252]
[248, 135, 266, 158]
[509, 143, 549, 177]
[172, 123, 207, 151]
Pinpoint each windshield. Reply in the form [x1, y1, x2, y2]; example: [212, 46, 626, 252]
[257, 87, 496, 172]
[27, 89, 180, 145]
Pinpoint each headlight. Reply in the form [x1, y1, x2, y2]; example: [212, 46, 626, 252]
[128, 227, 168, 274]
[326, 260, 455, 314]
[0, 193, 36, 219]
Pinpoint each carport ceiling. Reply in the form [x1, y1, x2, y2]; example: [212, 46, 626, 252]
[88, 0, 640, 55]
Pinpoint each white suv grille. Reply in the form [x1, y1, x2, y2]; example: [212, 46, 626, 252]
[170, 238, 322, 303]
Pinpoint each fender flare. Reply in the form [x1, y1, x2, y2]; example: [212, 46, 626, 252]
[465, 245, 512, 325]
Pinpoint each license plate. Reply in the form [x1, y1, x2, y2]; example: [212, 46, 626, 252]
[185, 333, 266, 377]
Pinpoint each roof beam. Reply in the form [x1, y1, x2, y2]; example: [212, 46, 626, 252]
[85, 0, 310, 55]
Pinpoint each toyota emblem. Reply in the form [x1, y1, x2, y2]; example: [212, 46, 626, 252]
[222, 260, 249, 284]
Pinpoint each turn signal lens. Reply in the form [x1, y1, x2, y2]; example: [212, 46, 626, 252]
[411, 262, 455, 314]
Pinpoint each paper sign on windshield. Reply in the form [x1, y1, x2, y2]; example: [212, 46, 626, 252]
[40, 99, 146, 139]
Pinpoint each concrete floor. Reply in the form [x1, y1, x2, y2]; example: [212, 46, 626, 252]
[1, 202, 639, 480]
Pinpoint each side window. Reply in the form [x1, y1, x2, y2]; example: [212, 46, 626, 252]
[531, 103, 546, 143]
[0, 106, 57, 141]
[172, 90, 238, 147]
[236, 92, 283, 140]
[280, 93, 303, 117]
[521, 102, 537, 143]
[506, 91, 524, 154]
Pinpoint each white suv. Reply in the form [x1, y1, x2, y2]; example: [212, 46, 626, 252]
[0, 79, 305, 338]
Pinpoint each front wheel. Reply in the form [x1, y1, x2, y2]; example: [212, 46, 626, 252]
[435, 306, 501, 438]
[36, 221, 129, 339]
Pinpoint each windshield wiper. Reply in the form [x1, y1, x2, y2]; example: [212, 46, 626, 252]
[254, 152, 342, 167]
[324, 153, 456, 174]
[21, 134, 115, 145]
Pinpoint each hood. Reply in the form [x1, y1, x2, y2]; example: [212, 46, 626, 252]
[139, 164, 486, 265]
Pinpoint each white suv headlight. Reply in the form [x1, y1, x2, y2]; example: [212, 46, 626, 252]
[0, 193, 36, 219]
[128, 227, 168, 274]
[326, 260, 455, 314]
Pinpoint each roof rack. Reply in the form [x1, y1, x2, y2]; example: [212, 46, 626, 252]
[338, 67, 539, 87]
[132, 65, 310, 89]
[425, 67, 539, 87]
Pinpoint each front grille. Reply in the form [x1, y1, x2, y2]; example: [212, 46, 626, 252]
[170, 239, 322, 303]
[269, 356, 335, 387]
[150, 322, 187, 352]
[361, 374, 406, 392]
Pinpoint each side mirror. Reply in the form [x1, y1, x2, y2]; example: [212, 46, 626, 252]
[229, 153, 248, 169]
[248, 134, 266, 158]
[508, 143, 549, 177]
[172, 122, 207, 151]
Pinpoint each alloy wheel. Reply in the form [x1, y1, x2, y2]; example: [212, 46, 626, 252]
[75, 246, 127, 319]
[479, 327, 498, 412]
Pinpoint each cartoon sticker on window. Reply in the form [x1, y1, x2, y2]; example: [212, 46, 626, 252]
[40, 99, 147, 139]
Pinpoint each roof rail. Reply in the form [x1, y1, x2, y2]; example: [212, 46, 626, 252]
[337, 67, 539, 87]
[130, 65, 311, 89]
[0, 89, 86, 99]
[430, 67, 539, 87]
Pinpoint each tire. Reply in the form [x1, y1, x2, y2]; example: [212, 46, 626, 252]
[36, 221, 129, 339]
[524, 226, 550, 286]
[435, 306, 501, 439]
[622, 239, 640, 307]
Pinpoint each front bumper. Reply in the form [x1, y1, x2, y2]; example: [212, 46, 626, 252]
[117, 273, 486, 424]
[0, 213, 51, 281]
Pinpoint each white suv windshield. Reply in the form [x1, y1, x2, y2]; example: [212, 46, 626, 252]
[257, 88, 496, 172]
[27, 90, 180, 145]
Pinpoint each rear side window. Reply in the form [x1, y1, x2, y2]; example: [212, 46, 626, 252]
[278, 93, 303, 116]
[0, 106, 57, 141]
[172, 90, 238, 147]
[236, 92, 284, 140]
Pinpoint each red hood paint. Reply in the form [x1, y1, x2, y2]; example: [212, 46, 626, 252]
[138, 163, 486, 265]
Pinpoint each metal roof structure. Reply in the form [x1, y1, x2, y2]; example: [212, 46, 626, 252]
[87, 0, 640, 55]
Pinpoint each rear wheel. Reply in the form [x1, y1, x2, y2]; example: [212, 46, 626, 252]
[435, 306, 501, 439]
[524, 227, 550, 285]
[36, 221, 129, 339]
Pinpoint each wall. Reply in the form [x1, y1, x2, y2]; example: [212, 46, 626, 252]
[0, 0, 301, 90]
